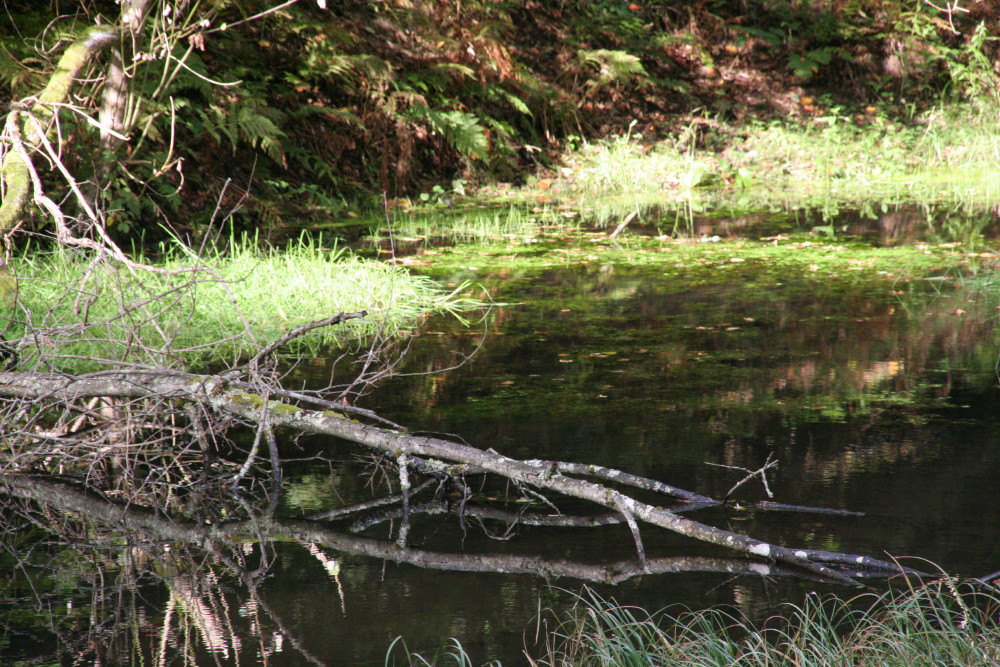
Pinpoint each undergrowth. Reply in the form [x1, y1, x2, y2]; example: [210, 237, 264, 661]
[529, 106, 1000, 218]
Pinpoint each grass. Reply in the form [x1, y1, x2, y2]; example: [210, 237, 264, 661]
[389, 577, 1000, 666]
[538, 579, 1000, 666]
[8, 235, 482, 371]
[370, 203, 544, 248]
[476, 104, 1000, 225]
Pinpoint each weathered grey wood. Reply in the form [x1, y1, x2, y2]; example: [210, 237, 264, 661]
[0, 369, 903, 584]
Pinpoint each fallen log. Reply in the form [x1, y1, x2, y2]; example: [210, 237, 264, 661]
[0, 368, 914, 584]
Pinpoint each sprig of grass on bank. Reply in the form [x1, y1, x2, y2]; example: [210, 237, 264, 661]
[10, 236, 482, 371]
[389, 578, 1000, 666]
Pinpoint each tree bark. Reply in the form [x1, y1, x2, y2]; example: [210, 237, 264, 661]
[88, 0, 154, 218]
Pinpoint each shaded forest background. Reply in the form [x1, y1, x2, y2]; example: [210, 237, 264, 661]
[2, 0, 998, 238]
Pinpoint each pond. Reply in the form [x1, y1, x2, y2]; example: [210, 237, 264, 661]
[3, 203, 1000, 665]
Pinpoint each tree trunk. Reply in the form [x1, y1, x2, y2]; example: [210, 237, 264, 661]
[88, 0, 154, 218]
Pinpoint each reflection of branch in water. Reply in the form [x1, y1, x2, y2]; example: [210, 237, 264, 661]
[1, 473, 942, 665]
[345, 498, 626, 534]
[2, 474, 919, 587]
[308, 478, 437, 521]
[168, 572, 241, 659]
[305, 543, 347, 615]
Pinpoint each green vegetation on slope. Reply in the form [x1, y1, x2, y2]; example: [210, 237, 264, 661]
[4, 0, 1000, 238]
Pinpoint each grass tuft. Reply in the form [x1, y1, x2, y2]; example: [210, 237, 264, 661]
[386, 577, 1000, 666]
[534, 580, 1000, 666]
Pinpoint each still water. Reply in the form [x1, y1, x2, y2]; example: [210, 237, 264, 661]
[3, 208, 1000, 665]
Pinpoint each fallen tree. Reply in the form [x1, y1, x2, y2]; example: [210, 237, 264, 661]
[0, 359, 917, 587]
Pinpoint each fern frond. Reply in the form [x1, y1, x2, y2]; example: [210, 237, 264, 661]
[423, 109, 490, 161]
[578, 49, 648, 87]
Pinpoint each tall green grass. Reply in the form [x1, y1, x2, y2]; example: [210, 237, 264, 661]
[389, 578, 1000, 666]
[539, 580, 1000, 666]
[7, 236, 481, 371]
[550, 106, 1000, 222]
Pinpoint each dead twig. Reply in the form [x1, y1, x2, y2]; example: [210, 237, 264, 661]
[705, 453, 778, 502]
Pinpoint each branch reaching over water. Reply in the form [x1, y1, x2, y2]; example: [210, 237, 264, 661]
[0, 369, 913, 585]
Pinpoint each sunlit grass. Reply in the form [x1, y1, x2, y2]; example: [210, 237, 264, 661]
[539, 105, 1000, 222]
[9, 235, 482, 370]
[562, 119, 713, 199]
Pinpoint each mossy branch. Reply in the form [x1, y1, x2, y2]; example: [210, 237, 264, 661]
[0, 24, 118, 237]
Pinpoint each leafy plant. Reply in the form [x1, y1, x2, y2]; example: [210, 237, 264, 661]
[417, 108, 491, 161]
[788, 46, 850, 81]
[577, 48, 649, 94]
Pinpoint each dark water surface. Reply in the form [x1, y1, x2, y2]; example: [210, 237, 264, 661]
[4, 216, 1000, 665]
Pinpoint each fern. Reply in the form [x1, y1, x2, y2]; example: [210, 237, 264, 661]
[577, 49, 649, 88]
[196, 101, 289, 164]
[234, 107, 287, 163]
[420, 109, 490, 161]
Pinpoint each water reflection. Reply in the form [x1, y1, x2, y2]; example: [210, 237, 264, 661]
[0, 475, 905, 665]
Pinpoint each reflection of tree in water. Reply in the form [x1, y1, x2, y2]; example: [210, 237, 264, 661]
[372, 261, 999, 481]
[1, 456, 919, 666]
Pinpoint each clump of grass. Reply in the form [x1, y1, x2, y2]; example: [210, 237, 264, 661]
[386, 578, 1000, 666]
[565, 120, 711, 199]
[385, 637, 501, 667]
[9, 235, 482, 371]
[534, 579, 1000, 666]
